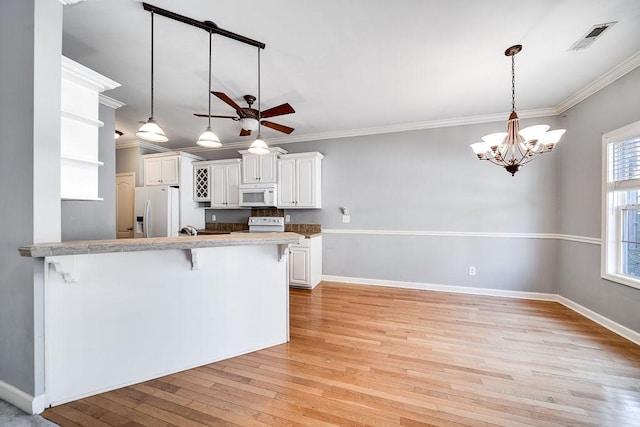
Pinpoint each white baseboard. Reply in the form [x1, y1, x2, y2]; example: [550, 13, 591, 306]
[322, 275, 558, 301]
[557, 296, 640, 346]
[0, 380, 45, 415]
[322, 275, 640, 346]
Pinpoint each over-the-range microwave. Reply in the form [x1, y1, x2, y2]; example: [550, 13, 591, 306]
[239, 183, 277, 207]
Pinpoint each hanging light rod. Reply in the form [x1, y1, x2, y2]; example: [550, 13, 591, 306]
[141, 3, 265, 49]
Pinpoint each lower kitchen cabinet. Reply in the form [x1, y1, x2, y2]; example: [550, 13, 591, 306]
[289, 234, 322, 289]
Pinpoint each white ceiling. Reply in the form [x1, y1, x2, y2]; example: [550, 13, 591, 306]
[62, 0, 640, 153]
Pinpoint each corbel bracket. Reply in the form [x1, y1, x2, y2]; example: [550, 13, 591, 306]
[47, 257, 76, 283]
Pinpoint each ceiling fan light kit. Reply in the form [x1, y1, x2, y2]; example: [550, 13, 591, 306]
[136, 10, 168, 143]
[469, 44, 566, 176]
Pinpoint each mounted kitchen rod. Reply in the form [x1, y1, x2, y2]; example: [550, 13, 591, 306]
[142, 2, 266, 49]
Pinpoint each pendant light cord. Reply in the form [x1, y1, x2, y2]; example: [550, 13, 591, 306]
[207, 29, 212, 128]
[257, 47, 261, 135]
[150, 10, 155, 118]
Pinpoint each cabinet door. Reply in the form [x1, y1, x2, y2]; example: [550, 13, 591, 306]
[193, 165, 210, 201]
[242, 154, 260, 183]
[278, 158, 296, 207]
[144, 158, 163, 186]
[259, 153, 278, 183]
[295, 157, 316, 208]
[226, 163, 241, 208]
[209, 164, 227, 207]
[160, 156, 180, 185]
[289, 246, 310, 285]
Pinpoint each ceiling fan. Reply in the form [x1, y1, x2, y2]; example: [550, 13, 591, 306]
[194, 92, 295, 136]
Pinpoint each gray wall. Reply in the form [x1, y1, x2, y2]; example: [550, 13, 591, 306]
[557, 66, 640, 333]
[0, 0, 62, 397]
[205, 117, 560, 293]
[61, 104, 116, 241]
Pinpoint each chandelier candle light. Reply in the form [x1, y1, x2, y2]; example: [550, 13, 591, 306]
[470, 44, 566, 175]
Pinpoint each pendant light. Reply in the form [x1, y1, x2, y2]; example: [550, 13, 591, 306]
[136, 10, 168, 143]
[248, 48, 270, 155]
[196, 29, 222, 148]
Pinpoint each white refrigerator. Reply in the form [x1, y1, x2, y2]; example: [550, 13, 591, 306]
[134, 186, 180, 238]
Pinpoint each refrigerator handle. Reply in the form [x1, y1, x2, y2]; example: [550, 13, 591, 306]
[143, 199, 151, 238]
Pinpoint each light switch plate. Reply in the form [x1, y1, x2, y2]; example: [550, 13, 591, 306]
[285, 215, 291, 222]
[342, 215, 350, 223]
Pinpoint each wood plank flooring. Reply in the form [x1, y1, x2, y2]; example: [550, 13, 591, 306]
[43, 281, 640, 426]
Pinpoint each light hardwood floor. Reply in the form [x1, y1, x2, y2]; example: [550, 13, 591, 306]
[44, 281, 640, 426]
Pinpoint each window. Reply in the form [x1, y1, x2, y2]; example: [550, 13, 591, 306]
[602, 120, 640, 289]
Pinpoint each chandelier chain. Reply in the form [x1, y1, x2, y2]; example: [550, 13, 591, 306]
[511, 54, 516, 114]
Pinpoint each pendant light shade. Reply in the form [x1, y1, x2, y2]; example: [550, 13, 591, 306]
[137, 10, 168, 143]
[248, 136, 269, 154]
[196, 29, 222, 148]
[137, 117, 168, 143]
[197, 126, 221, 148]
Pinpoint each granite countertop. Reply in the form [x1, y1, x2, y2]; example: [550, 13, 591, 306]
[19, 232, 303, 258]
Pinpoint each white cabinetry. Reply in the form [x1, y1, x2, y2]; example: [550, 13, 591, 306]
[144, 155, 179, 186]
[239, 147, 287, 183]
[60, 56, 119, 200]
[278, 152, 323, 209]
[289, 235, 322, 289]
[193, 159, 242, 208]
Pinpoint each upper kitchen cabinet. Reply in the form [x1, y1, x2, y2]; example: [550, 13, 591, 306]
[278, 152, 324, 209]
[239, 147, 287, 184]
[144, 155, 179, 186]
[193, 159, 241, 208]
[60, 57, 119, 200]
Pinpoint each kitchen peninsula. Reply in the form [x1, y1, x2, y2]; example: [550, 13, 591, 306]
[19, 232, 301, 408]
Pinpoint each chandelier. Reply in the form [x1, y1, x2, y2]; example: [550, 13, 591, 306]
[470, 44, 566, 175]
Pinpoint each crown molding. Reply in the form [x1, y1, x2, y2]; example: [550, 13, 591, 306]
[180, 107, 557, 153]
[115, 140, 170, 153]
[62, 56, 120, 93]
[556, 50, 640, 114]
[99, 94, 125, 109]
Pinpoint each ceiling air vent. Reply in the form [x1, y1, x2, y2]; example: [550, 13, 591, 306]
[569, 22, 617, 51]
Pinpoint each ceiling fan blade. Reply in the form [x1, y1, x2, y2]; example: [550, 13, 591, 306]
[240, 129, 252, 137]
[212, 91, 243, 112]
[261, 120, 295, 134]
[260, 103, 295, 119]
[193, 113, 237, 119]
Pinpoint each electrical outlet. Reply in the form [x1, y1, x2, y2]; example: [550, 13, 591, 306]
[342, 215, 350, 223]
[210, 214, 216, 222]
[285, 215, 291, 222]
[468, 266, 476, 276]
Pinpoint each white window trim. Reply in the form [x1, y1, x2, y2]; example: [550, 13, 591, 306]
[601, 119, 640, 290]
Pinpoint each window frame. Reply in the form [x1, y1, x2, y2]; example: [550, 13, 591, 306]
[601, 119, 640, 290]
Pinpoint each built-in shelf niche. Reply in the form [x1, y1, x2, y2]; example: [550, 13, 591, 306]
[60, 56, 119, 200]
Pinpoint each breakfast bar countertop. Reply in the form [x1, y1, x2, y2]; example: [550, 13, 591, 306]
[19, 232, 303, 258]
